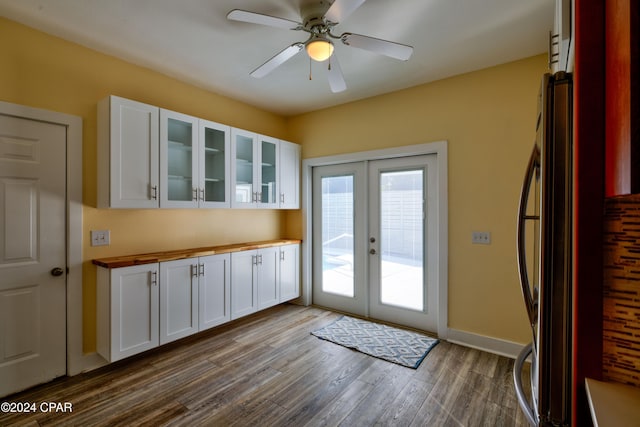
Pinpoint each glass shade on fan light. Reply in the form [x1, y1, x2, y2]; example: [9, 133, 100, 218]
[306, 39, 334, 61]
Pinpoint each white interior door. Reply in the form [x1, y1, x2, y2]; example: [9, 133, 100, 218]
[312, 162, 367, 316]
[0, 114, 66, 396]
[368, 156, 438, 331]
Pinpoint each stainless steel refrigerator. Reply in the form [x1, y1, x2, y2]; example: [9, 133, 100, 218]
[514, 72, 573, 426]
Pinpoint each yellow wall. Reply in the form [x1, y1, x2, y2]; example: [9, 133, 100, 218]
[1, 16, 546, 352]
[287, 54, 548, 344]
[0, 18, 289, 352]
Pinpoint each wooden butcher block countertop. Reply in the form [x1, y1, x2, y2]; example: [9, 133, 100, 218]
[92, 239, 302, 269]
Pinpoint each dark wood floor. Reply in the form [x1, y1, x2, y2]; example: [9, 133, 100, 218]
[1, 304, 530, 426]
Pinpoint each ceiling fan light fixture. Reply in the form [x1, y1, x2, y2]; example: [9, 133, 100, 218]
[306, 38, 334, 62]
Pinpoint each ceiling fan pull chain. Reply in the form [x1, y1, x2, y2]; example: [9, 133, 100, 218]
[309, 57, 313, 80]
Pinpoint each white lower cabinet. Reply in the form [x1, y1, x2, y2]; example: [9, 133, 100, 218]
[199, 254, 231, 330]
[97, 243, 298, 362]
[97, 263, 160, 362]
[230, 250, 258, 319]
[257, 247, 280, 310]
[231, 246, 280, 319]
[279, 244, 300, 302]
[230, 244, 299, 320]
[159, 258, 199, 345]
[160, 254, 231, 344]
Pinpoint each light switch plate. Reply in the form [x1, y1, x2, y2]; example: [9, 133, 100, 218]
[91, 230, 110, 246]
[472, 231, 491, 245]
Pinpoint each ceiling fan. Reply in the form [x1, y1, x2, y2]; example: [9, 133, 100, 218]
[227, 0, 414, 93]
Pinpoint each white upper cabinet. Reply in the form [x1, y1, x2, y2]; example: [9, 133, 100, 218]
[258, 135, 280, 209]
[199, 120, 231, 208]
[160, 109, 199, 208]
[98, 96, 159, 208]
[231, 128, 258, 208]
[231, 129, 283, 209]
[278, 140, 300, 209]
[98, 95, 297, 210]
[160, 110, 231, 208]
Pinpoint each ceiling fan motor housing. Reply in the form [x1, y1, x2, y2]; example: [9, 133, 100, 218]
[300, 0, 333, 27]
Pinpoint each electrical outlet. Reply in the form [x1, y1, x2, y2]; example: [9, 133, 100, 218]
[91, 230, 110, 246]
[472, 231, 491, 245]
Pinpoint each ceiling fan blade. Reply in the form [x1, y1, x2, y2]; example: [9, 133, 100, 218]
[327, 55, 347, 93]
[250, 43, 304, 78]
[227, 9, 301, 30]
[341, 33, 413, 61]
[325, 0, 367, 23]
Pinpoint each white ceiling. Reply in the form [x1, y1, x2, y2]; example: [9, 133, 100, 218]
[0, 0, 553, 116]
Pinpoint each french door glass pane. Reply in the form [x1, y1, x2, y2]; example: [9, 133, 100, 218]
[321, 175, 354, 297]
[379, 170, 424, 310]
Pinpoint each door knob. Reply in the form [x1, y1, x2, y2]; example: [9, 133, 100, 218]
[51, 267, 64, 277]
[369, 249, 376, 255]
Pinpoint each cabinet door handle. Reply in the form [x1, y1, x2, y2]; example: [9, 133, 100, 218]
[258, 192, 262, 203]
[192, 188, 198, 201]
[280, 193, 285, 204]
[199, 263, 205, 276]
[150, 185, 158, 200]
[151, 271, 158, 286]
[200, 188, 205, 202]
[191, 264, 198, 278]
[280, 251, 285, 261]
[252, 255, 258, 265]
[258, 254, 263, 265]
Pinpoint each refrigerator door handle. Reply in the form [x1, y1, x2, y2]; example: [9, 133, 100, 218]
[517, 144, 540, 331]
[514, 342, 537, 427]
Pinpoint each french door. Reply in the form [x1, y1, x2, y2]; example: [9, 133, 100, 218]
[312, 155, 438, 332]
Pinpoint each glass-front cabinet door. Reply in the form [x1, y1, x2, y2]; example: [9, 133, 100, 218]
[199, 120, 230, 208]
[259, 135, 279, 208]
[160, 109, 198, 208]
[231, 128, 256, 208]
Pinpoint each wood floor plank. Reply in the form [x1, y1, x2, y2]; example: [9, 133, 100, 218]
[376, 377, 435, 425]
[0, 304, 530, 426]
[338, 363, 414, 426]
[269, 353, 374, 425]
[302, 379, 375, 427]
[411, 396, 465, 427]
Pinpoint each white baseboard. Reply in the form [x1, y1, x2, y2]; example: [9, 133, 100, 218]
[446, 328, 527, 359]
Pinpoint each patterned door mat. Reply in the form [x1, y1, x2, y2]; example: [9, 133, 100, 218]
[311, 315, 439, 369]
